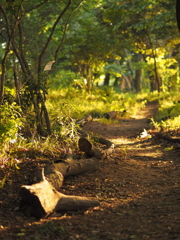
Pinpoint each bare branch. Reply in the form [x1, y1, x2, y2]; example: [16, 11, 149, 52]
[0, 3, 22, 105]
[25, 0, 49, 15]
[54, 0, 85, 61]
[0, 4, 11, 37]
[38, 0, 72, 73]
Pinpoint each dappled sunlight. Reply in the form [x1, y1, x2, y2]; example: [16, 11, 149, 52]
[110, 137, 135, 145]
[0, 0, 179, 238]
[133, 150, 163, 158]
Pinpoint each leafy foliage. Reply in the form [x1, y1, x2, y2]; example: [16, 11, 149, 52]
[0, 0, 180, 162]
[0, 103, 24, 150]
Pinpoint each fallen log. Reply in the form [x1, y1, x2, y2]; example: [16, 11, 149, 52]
[20, 137, 113, 218]
[46, 157, 99, 178]
[36, 137, 113, 189]
[104, 111, 119, 119]
[20, 169, 100, 219]
[35, 157, 99, 190]
[78, 137, 114, 159]
[76, 115, 93, 126]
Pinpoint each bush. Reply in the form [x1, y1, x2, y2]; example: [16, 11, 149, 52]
[0, 103, 24, 151]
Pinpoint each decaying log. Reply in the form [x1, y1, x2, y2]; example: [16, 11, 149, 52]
[76, 115, 93, 126]
[20, 170, 99, 219]
[45, 158, 99, 178]
[35, 157, 99, 190]
[93, 137, 114, 149]
[104, 111, 119, 119]
[20, 137, 113, 218]
[36, 137, 113, 189]
[78, 137, 114, 159]
[35, 167, 64, 190]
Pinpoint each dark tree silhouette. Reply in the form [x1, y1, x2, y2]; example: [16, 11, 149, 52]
[176, 0, 180, 31]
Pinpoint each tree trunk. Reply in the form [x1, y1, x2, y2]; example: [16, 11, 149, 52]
[152, 49, 161, 92]
[0, 54, 7, 105]
[103, 73, 111, 86]
[0, 4, 21, 105]
[149, 75, 157, 92]
[13, 59, 22, 107]
[134, 54, 142, 93]
[86, 65, 93, 93]
[168, 63, 178, 91]
[146, 32, 162, 92]
[113, 77, 120, 87]
[176, 0, 180, 31]
[134, 68, 142, 92]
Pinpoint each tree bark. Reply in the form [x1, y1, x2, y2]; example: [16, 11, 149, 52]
[36, 157, 100, 189]
[20, 171, 99, 219]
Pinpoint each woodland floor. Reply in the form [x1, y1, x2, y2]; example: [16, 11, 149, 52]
[0, 102, 180, 240]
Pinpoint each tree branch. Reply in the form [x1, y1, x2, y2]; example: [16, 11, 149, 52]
[0, 3, 22, 104]
[25, 0, 49, 15]
[38, 0, 72, 73]
[54, 0, 85, 62]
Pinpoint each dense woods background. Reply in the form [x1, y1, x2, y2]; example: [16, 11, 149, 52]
[0, 0, 180, 151]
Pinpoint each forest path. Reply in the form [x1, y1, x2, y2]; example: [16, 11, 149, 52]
[0, 101, 180, 240]
[80, 101, 180, 240]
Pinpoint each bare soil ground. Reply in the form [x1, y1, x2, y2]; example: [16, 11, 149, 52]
[0, 102, 180, 240]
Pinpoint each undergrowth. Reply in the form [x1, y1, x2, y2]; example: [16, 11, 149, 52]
[1, 88, 180, 171]
[150, 91, 180, 131]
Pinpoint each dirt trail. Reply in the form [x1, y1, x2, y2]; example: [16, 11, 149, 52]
[0, 103, 180, 240]
[83, 101, 158, 140]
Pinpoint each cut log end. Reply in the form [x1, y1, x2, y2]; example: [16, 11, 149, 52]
[78, 137, 114, 159]
[20, 187, 47, 219]
[78, 138, 92, 153]
[20, 178, 100, 219]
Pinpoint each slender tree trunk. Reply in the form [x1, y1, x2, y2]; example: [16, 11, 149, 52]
[103, 73, 111, 86]
[134, 53, 142, 93]
[86, 65, 93, 93]
[149, 75, 158, 92]
[176, 0, 180, 31]
[124, 49, 134, 76]
[134, 69, 142, 92]
[151, 48, 161, 92]
[0, 3, 22, 105]
[0, 54, 8, 105]
[13, 60, 21, 107]
[113, 77, 120, 87]
[146, 32, 162, 92]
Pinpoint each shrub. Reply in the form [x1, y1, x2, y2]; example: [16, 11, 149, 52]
[0, 103, 24, 151]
